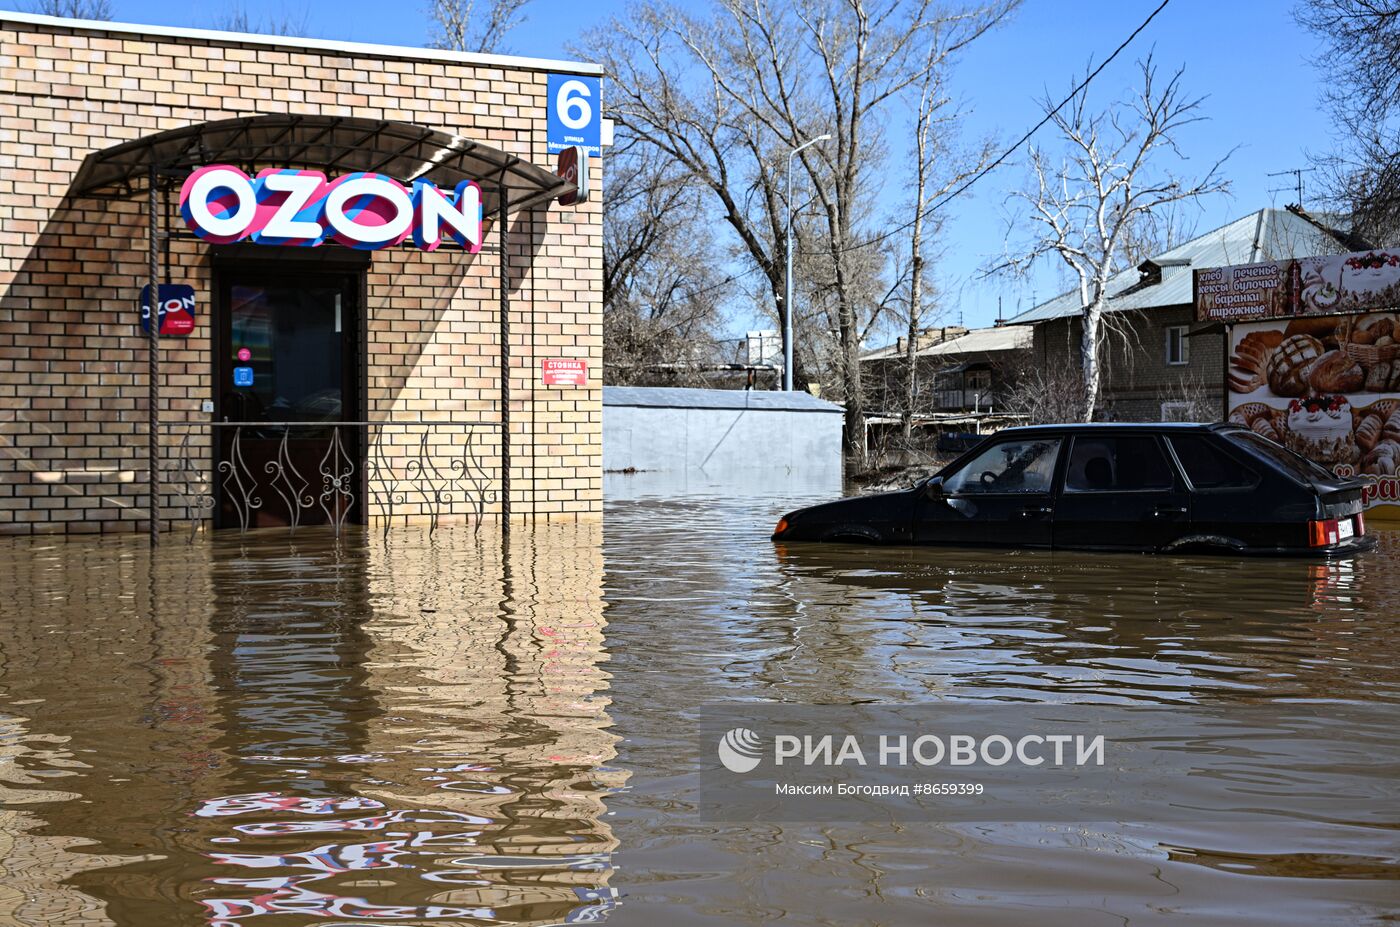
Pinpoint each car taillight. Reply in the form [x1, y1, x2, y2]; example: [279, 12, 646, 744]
[1308, 518, 1339, 547]
[774, 517, 790, 537]
[1356, 512, 1366, 536]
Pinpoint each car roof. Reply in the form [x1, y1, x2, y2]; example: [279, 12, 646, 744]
[991, 422, 1230, 436]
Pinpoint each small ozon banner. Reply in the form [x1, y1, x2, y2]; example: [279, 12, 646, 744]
[541, 358, 588, 386]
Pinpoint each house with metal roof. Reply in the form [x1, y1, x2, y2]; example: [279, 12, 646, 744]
[861, 323, 1034, 417]
[1006, 207, 1354, 422]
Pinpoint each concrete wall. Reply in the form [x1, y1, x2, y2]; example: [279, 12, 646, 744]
[603, 389, 843, 477]
[0, 13, 602, 533]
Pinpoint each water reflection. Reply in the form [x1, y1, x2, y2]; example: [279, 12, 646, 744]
[0, 523, 618, 926]
[0, 489, 1397, 926]
[598, 495, 1400, 926]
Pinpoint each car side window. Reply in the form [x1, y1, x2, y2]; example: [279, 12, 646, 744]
[1064, 436, 1175, 492]
[1168, 435, 1258, 489]
[943, 438, 1062, 494]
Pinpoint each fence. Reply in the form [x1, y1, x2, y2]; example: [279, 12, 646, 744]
[165, 420, 501, 540]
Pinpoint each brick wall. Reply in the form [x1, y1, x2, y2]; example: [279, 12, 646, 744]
[1031, 307, 1226, 422]
[0, 15, 603, 533]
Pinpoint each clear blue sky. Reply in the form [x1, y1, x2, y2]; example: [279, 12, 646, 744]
[4, 0, 1334, 335]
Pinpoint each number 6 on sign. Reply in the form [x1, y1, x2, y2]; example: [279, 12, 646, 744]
[556, 80, 592, 129]
[547, 74, 601, 155]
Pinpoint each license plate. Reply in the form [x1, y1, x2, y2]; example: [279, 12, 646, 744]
[1337, 518, 1355, 541]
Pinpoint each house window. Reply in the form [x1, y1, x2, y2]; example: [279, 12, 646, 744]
[1161, 401, 1193, 422]
[965, 369, 991, 392]
[1165, 325, 1189, 366]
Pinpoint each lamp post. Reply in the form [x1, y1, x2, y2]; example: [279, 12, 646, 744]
[783, 134, 829, 391]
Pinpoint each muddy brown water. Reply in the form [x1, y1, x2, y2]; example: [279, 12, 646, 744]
[0, 487, 1396, 925]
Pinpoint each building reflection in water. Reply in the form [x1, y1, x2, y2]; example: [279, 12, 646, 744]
[0, 520, 619, 927]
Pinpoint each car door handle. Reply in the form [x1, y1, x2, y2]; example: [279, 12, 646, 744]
[1016, 506, 1052, 519]
[1151, 505, 1187, 519]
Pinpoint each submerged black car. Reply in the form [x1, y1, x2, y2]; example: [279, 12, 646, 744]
[772, 423, 1376, 555]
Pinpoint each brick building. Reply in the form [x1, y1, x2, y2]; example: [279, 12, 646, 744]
[0, 11, 603, 535]
[1008, 208, 1352, 422]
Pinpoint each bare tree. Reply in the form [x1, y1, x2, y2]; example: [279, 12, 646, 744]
[998, 354, 1083, 424]
[585, 0, 1015, 459]
[28, 0, 113, 18]
[428, 0, 531, 54]
[214, 3, 310, 36]
[603, 145, 728, 386]
[892, 35, 1001, 437]
[1294, 0, 1400, 246]
[995, 56, 1229, 421]
[900, 45, 941, 438]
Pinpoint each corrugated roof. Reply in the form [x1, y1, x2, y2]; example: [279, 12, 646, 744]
[917, 325, 1033, 356]
[862, 324, 1030, 362]
[862, 326, 968, 360]
[603, 386, 843, 413]
[1008, 208, 1352, 324]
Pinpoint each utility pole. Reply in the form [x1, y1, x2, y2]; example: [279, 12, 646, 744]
[783, 134, 830, 391]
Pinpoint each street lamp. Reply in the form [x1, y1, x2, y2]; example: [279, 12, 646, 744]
[783, 133, 830, 391]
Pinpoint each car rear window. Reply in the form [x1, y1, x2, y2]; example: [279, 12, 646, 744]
[1168, 435, 1258, 489]
[1064, 435, 1175, 491]
[1225, 430, 1338, 485]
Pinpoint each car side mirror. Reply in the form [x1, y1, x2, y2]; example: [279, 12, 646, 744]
[921, 476, 945, 499]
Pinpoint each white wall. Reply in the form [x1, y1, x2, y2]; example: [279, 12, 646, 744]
[604, 405, 843, 477]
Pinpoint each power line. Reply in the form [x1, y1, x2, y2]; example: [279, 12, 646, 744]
[679, 0, 1173, 300]
[805, 0, 1173, 258]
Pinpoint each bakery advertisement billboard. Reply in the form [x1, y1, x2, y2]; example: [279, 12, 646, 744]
[1195, 249, 1400, 323]
[1226, 311, 1400, 509]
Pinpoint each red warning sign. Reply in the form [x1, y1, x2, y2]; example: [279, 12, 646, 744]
[541, 358, 588, 386]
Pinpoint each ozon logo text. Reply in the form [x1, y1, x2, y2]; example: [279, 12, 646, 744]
[178, 165, 483, 253]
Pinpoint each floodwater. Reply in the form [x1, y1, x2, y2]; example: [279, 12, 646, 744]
[0, 480, 1396, 926]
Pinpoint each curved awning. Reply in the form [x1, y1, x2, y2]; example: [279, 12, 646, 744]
[69, 113, 573, 214]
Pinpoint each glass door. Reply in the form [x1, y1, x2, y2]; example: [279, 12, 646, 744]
[215, 268, 361, 529]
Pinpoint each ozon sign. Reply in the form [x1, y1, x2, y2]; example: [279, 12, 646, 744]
[178, 165, 483, 252]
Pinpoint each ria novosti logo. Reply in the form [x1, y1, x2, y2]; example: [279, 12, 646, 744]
[717, 728, 765, 773]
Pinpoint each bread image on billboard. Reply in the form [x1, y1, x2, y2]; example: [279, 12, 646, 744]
[1228, 312, 1400, 506]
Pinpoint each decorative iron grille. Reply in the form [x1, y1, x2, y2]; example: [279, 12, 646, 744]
[166, 421, 500, 541]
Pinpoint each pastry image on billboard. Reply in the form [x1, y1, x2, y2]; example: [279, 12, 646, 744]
[1265, 334, 1327, 396]
[1228, 315, 1400, 510]
[1231, 312, 1400, 398]
[1228, 329, 1283, 392]
[1284, 396, 1357, 465]
[1228, 395, 1400, 476]
[1334, 251, 1400, 311]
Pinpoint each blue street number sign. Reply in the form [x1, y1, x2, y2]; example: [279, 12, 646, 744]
[547, 74, 601, 155]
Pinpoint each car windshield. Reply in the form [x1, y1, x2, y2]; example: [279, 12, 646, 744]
[1226, 430, 1339, 485]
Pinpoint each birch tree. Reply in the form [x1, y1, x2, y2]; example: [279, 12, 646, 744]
[998, 56, 1229, 421]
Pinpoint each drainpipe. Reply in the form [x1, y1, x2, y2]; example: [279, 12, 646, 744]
[499, 188, 511, 531]
[147, 165, 160, 547]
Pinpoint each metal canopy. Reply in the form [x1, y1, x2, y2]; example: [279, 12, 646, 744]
[70, 113, 573, 214]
